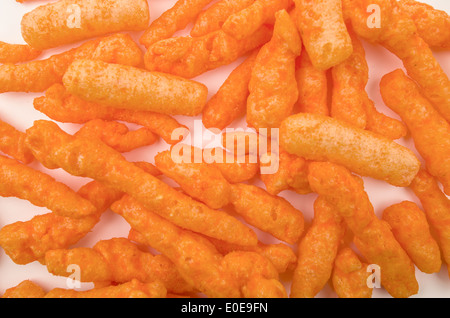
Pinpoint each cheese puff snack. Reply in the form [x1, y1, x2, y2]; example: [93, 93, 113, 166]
[410, 170, 450, 277]
[290, 197, 345, 298]
[191, 0, 255, 37]
[210, 149, 259, 184]
[0, 118, 34, 164]
[44, 238, 194, 294]
[74, 119, 157, 153]
[25, 120, 257, 246]
[308, 162, 419, 298]
[2, 281, 46, 298]
[294, 0, 353, 70]
[0, 155, 96, 219]
[295, 49, 329, 116]
[280, 113, 420, 187]
[45, 279, 167, 298]
[382, 201, 442, 274]
[398, 0, 450, 49]
[144, 26, 272, 79]
[229, 183, 305, 245]
[202, 51, 257, 130]
[154, 149, 232, 210]
[332, 247, 373, 298]
[380, 69, 450, 195]
[21, 0, 149, 50]
[222, 0, 293, 40]
[0, 42, 41, 64]
[247, 9, 301, 130]
[63, 59, 208, 116]
[140, 0, 213, 48]
[33, 84, 185, 145]
[0, 33, 143, 93]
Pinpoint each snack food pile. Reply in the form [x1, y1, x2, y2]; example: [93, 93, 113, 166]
[0, 0, 449, 299]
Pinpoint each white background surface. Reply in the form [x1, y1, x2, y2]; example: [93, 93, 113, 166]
[0, 0, 449, 298]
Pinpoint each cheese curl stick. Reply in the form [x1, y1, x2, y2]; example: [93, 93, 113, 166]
[63, 59, 208, 116]
[380, 69, 450, 195]
[21, 0, 149, 50]
[294, 0, 353, 70]
[0, 33, 143, 93]
[25, 120, 257, 246]
[0, 118, 34, 164]
[0, 42, 41, 64]
[140, 0, 212, 48]
[308, 162, 418, 298]
[247, 9, 301, 129]
[280, 113, 420, 187]
[2, 281, 46, 298]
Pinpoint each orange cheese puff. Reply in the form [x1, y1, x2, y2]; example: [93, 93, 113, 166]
[222, 0, 293, 40]
[382, 201, 442, 274]
[308, 162, 418, 298]
[210, 149, 259, 184]
[25, 120, 257, 246]
[294, 0, 353, 70]
[0, 119, 34, 164]
[140, 0, 212, 48]
[260, 149, 311, 195]
[380, 69, 450, 195]
[191, 0, 255, 37]
[203, 51, 257, 130]
[0, 42, 41, 64]
[398, 0, 450, 49]
[63, 59, 208, 117]
[74, 119, 157, 153]
[0, 180, 123, 265]
[410, 170, 450, 276]
[34, 84, 184, 145]
[154, 150, 232, 210]
[45, 238, 194, 294]
[290, 196, 345, 298]
[2, 281, 46, 298]
[295, 49, 329, 116]
[144, 26, 272, 79]
[0, 155, 96, 219]
[229, 183, 305, 244]
[247, 9, 301, 130]
[45, 279, 167, 298]
[21, 0, 149, 50]
[280, 113, 420, 187]
[0, 33, 143, 93]
[332, 247, 373, 298]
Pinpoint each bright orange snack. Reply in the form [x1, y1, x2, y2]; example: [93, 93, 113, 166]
[380, 69, 450, 195]
[191, 0, 255, 37]
[0, 42, 41, 64]
[21, 0, 150, 50]
[222, 0, 293, 40]
[229, 183, 305, 245]
[74, 119, 157, 153]
[211, 149, 259, 184]
[202, 51, 257, 130]
[294, 0, 353, 70]
[144, 26, 272, 78]
[410, 170, 450, 278]
[247, 9, 301, 130]
[2, 280, 46, 298]
[290, 197, 345, 298]
[382, 201, 442, 274]
[63, 59, 208, 116]
[0, 118, 34, 164]
[33, 84, 185, 145]
[307, 162, 418, 298]
[0, 155, 97, 219]
[0, 33, 143, 93]
[140, 0, 212, 48]
[25, 120, 257, 246]
[280, 113, 420, 187]
[44, 238, 194, 294]
[332, 247, 373, 298]
[398, 0, 450, 49]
